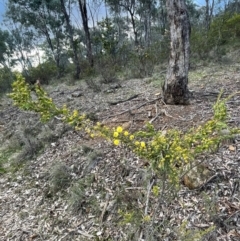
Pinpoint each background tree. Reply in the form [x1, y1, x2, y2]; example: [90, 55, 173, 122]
[0, 29, 14, 69]
[6, 0, 68, 77]
[106, 0, 139, 46]
[60, 0, 81, 79]
[0, 28, 16, 94]
[205, 0, 215, 30]
[2, 0, 240, 91]
[77, 0, 93, 67]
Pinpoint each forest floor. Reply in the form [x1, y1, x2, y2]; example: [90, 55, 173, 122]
[0, 61, 240, 241]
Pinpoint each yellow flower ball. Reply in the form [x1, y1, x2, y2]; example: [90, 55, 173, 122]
[135, 141, 140, 146]
[85, 128, 90, 133]
[114, 139, 120, 145]
[113, 132, 119, 138]
[140, 142, 146, 148]
[124, 131, 129, 136]
[73, 109, 78, 117]
[117, 126, 123, 133]
[129, 135, 134, 140]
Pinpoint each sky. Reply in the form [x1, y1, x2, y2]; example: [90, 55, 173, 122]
[0, 0, 6, 24]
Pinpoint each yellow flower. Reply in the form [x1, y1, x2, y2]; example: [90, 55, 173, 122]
[90, 133, 94, 138]
[113, 132, 119, 138]
[135, 141, 140, 146]
[143, 215, 151, 222]
[124, 131, 129, 136]
[114, 139, 120, 145]
[140, 142, 146, 148]
[152, 185, 159, 197]
[129, 135, 134, 140]
[117, 126, 123, 133]
[151, 141, 157, 146]
[85, 128, 90, 133]
[73, 109, 78, 117]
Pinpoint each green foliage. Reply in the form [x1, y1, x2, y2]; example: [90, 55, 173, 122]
[127, 46, 156, 78]
[80, 59, 96, 78]
[49, 163, 71, 193]
[190, 12, 240, 60]
[225, 13, 240, 37]
[118, 209, 137, 225]
[68, 175, 98, 214]
[25, 60, 58, 85]
[190, 28, 210, 59]
[177, 220, 215, 241]
[96, 18, 119, 56]
[0, 148, 15, 174]
[121, 41, 167, 79]
[0, 29, 15, 67]
[6, 0, 67, 77]
[96, 54, 118, 83]
[0, 67, 16, 95]
[8, 74, 63, 121]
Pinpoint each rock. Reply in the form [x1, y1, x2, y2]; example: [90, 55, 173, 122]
[182, 162, 213, 190]
[72, 91, 82, 97]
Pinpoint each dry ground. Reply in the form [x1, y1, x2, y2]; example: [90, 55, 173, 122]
[0, 62, 240, 241]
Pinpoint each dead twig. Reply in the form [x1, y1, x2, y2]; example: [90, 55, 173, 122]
[108, 94, 139, 105]
[99, 193, 110, 224]
[198, 173, 219, 190]
[106, 97, 162, 119]
[139, 178, 155, 241]
[149, 103, 159, 124]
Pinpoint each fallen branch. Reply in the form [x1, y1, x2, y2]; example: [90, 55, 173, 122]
[99, 193, 110, 224]
[106, 97, 162, 119]
[108, 94, 139, 105]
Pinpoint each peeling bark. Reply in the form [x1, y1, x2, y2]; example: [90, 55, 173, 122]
[163, 0, 191, 105]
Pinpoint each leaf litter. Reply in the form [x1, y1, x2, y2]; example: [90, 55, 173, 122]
[0, 63, 239, 240]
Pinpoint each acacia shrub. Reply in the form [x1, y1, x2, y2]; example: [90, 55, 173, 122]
[8, 75, 240, 239]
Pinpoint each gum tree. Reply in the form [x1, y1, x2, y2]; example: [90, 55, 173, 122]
[6, 0, 66, 77]
[77, 0, 93, 67]
[60, 0, 81, 79]
[163, 0, 191, 104]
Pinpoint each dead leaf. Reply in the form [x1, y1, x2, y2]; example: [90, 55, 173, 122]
[229, 145, 236, 151]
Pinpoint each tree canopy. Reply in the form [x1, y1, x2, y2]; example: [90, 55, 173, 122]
[0, 0, 239, 83]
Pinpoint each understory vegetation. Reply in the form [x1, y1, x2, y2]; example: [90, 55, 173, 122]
[1, 1, 240, 240]
[3, 73, 239, 240]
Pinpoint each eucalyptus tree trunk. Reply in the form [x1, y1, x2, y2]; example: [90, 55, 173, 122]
[78, 0, 93, 67]
[60, 0, 81, 79]
[163, 0, 191, 105]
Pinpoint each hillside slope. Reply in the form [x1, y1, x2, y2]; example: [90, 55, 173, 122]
[0, 63, 240, 241]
